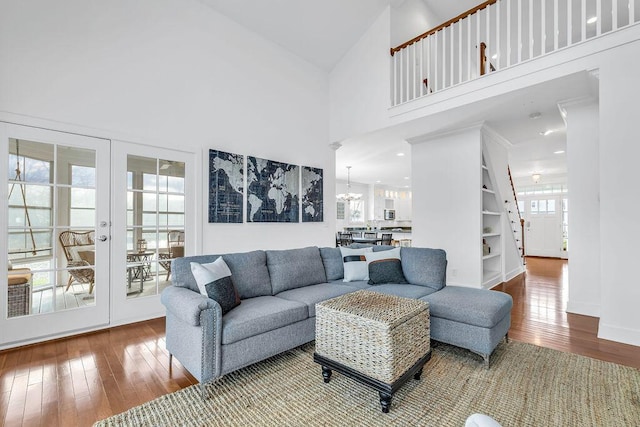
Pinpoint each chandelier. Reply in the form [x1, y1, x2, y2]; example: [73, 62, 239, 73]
[336, 166, 362, 202]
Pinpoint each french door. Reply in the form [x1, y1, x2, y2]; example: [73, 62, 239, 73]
[110, 141, 195, 323]
[0, 123, 110, 346]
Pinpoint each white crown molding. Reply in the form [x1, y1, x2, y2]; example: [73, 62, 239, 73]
[407, 121, 485, 145]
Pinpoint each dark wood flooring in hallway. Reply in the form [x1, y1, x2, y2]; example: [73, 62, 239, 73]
[1, 257, 638, 426]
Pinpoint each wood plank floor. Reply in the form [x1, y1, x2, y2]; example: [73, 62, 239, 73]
[1, 257, 638, 426]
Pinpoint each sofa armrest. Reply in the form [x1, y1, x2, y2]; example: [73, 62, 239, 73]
[161, 285, 218, 326]
[161, 285, 223, 385]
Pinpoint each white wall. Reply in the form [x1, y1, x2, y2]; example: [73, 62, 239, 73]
[411, 126, 482, 287]
[390, 0, 441, 47]
[0, 0, 334, 254]
[598, 43, 640, 346]
[329, 7, 392, 142]
[563, 99, 600, 317]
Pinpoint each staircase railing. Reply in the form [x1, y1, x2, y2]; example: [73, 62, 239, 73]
[507, 166, 525, 258]
[390, 0, 640, 106]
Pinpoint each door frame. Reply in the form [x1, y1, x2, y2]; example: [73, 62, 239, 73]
[0, 122, 111, 347]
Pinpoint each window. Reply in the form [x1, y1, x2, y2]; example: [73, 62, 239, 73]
[127, 156, 185, 298]
[7, 148, 53, 262]
[69, 165, 96, 227]
[530, 199, 557, 215]
[349, 200, 364, 223]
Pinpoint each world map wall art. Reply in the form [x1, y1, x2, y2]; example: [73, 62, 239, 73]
[247, 156, 300, 222]
[208, 149, 244, 223]
[301, 166, 323, 222]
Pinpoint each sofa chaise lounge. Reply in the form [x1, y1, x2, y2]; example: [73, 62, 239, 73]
[161, 245, 513, 396]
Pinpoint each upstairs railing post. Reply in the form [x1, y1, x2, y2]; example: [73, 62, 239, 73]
[480, 42, 487, 75]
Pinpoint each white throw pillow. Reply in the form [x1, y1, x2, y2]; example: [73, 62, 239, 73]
[190, 257, 240, 314]
[340, 246, 374, 282]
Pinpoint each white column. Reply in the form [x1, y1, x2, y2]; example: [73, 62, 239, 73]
[409, 126, 484, 287]
[560, 98, 600, 317]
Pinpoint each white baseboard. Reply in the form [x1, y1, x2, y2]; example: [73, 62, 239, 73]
[566, 300, 601, 317]
[598, 323, 640, 347]
[504, 266, 525, 282]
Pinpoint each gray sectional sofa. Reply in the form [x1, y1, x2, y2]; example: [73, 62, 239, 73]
[161, 245, 513, 396]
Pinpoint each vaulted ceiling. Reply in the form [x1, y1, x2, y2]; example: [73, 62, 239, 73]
[201, 0, 586, 189]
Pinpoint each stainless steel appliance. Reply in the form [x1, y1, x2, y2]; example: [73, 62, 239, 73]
[384, 209, 396, 220]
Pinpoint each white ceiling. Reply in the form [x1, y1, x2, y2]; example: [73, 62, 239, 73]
[199, 0, 391, 71]
[337, 72, 599, 188]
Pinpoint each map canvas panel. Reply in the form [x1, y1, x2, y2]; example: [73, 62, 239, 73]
[209, 150, 244, 223]
[301, 166, 323, 222]
[247, 157, 299, 222]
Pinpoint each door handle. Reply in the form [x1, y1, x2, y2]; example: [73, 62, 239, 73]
[98, 235, 109, 242]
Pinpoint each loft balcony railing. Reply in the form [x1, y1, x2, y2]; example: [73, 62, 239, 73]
[390, 0, 640, 106]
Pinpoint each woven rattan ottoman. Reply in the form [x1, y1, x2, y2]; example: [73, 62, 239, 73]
[314, 290, 431, 413]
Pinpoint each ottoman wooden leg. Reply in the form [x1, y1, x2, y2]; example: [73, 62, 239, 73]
[379, 392, 392, 413]
[321, 366, 332, 383]
[414, 367, 423, 380]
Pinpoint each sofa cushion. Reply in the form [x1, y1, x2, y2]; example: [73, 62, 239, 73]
[420, 286, 513, 328]
[329, 279, 371, 290]
[267, 247, 327, 294]
[171, 251, 272, 298]
[223, 251, 273, 299]
[369, 284, 437, 299]
[221, 296, 308, 345]
[190, 258, 240, 314]
[340, 246, 373, 282]
[276, 283, 356, 317]
[401, 247, 447, 291]
[319, 247, 343, 281]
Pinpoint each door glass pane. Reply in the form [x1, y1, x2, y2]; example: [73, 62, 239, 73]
[126, 155, 185, 300]
[547, 199, 556, 214]
[538, 200, 547, 213]
[6, 139, 97, 318]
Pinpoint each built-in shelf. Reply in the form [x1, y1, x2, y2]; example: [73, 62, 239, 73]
[482, 151, 502, 288]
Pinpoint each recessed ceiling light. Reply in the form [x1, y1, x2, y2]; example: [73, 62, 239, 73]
[396, 152, 405, 157]
[540, 129, 555, 136]
[554, 150, 565, 154]
[529, 112, 542, 120]
[587, 16, 597, 24]
[404, 176, 410, 180]
[375, 180, 381, 183]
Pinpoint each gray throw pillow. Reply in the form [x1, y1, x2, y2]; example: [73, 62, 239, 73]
[367, 259, 408, 285]
[190, 258, 240, 314]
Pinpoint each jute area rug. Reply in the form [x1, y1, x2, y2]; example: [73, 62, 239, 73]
[95, 341, 640, 427]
